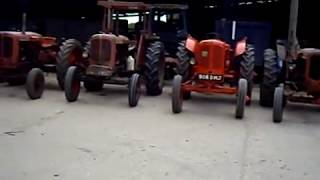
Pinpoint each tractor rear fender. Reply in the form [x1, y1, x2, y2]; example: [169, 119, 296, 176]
[185, 36, 198, 53]
[235, 39, 247, 57]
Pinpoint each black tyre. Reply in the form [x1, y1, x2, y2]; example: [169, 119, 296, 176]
[240, 44, 255, 105]
[84, 80, 103, 92]
[128, 73, 141, 107]
[273, 86, 284, 123]
[172, 75, 183, 114]
[176, 40, 192, 81]
[56, 39, 84, 90]
[26, 68, 45, 100]
[65, 66, 81, 102]
[235, 78, 248, 119]
[144, 41, 165, 96]
[260, 49, 280, 107]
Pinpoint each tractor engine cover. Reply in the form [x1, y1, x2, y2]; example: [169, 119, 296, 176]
[194, 40, 230, 79]
[87, 34, 117, 77]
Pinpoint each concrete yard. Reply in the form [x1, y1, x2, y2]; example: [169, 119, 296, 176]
[0, 75, 319, 180]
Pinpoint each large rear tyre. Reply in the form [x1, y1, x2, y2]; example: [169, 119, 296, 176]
[84, 80, 103, 92]
[273, 86, 284, 123]
[144, 41, 165, 96]
[128, 73, 141, 107]
[260, 49, 280, 107]
[176, 40, 192, 81]
[26, 68, 45, 100]
[65, 66, 81, 102]
[240, 44, 255, 105]
[56, 39, 84, 90]
[235, 79, 248, 119]
[172, 75, 183, 114]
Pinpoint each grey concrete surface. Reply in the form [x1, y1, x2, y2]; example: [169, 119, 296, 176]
[0, 75, 319, 180]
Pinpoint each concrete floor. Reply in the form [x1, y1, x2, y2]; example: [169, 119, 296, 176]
[0, 75, 319, 180]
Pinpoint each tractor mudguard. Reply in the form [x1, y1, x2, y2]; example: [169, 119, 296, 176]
[235, 39, 247, 56]
[185, 36, 198, 53]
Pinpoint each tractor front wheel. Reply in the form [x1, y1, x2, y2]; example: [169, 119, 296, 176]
[56, 39, 84, 90]
[235, 78, 248, 119]
[273, 86, 284, 123]
[144, 41, 165, 96]
[65, 66, 81, 102]
[128, 73, 142, 107]
[26, 68, 45, 100]
[172, 75, 183, 114]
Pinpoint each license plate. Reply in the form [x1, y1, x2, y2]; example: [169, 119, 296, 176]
[198, 74, 223, 81]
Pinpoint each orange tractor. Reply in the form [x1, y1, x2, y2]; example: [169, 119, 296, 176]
[0, 16, 63, 100]
[0, 14, 79, 99]
[60, 1, 189, 106]
[60, 1, 161, 106]
[172, 36, 255, 119]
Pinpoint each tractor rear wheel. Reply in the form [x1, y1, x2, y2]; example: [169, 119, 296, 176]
[176, 40, 192, 81]
[260, 49, 280, 107]
[56, 39, 84, 90]
[65, 66, 81, 102]
[128, 73, 141, 107]
[240, 44, 255, 105]
[144, 41, 165, 96]
[235, 78, 248, 119]
[172, 75, 183, 114]
[26, 68, 45, 100]
[84, 80, 103, 92]
[273, 86, 284, 123]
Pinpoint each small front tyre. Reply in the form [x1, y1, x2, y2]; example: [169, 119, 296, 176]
[235, 78, 248, 119]
[65, 66, 81, 102]
[26, 68, 45, 100]
[172, 75, 183, 114]
[128, 73, 141, 107]
[273, 86, 284, 123]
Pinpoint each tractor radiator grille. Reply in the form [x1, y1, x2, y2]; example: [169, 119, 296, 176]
[0, 36, 13, 58]
[90, 38, 112, 65]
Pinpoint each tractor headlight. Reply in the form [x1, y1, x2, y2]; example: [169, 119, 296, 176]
[190, 58, 196, 65]
[201, 51, 208, 58]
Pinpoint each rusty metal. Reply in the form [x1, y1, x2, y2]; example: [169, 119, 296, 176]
[98, 1, 149, 10]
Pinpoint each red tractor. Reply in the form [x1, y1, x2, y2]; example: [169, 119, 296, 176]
[60, 1, 166, 106]
[260, 0, 320, 123]
[0, 27, 61, 99]
[0, 13, 80, 100]
[172, 36, 255, 119]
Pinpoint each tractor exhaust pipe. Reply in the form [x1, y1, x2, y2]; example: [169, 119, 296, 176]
[288, 0, 299, 58]
[22, 13, 27, 34]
